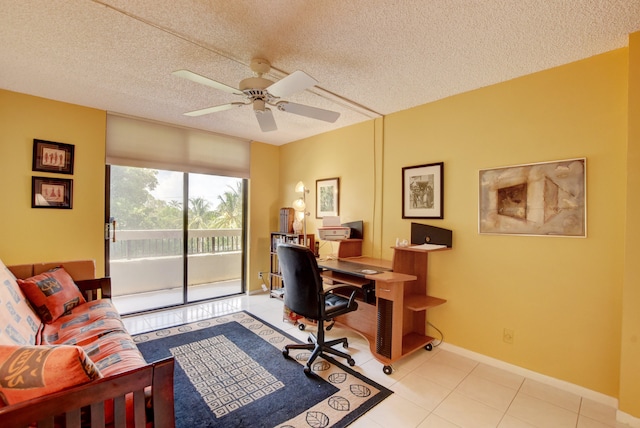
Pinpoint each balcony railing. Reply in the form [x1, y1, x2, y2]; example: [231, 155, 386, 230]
[109, 229, 244, 299]
[111, 229, 242, 260]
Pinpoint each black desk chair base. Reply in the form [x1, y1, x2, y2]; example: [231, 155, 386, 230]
[283, 318, 356, 375]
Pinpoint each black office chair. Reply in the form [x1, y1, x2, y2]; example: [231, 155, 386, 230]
[277, 243, 359, 375]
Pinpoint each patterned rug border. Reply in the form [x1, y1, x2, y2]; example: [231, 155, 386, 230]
[133, 310, 393, 427]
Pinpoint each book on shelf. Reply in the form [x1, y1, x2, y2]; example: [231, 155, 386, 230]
[279, 207, 294, 233]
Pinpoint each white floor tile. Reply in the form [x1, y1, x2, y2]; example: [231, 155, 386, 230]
[497, 414, 537, 427]
[456, 373, 519, 412]
[580, 398, 619, 426]
[471, 363, 525, 390]
[507, 393, 578, 428]
[418, 413, 462, 428]
[364, 393, 431, 427]
[412, 358, 471, 389]
[519, 378, 582, 412]
[431, 350, 479, 373]
[577, 414, 616, 428]
[434, 391, 505, 428]
[392, 373, 452, 411]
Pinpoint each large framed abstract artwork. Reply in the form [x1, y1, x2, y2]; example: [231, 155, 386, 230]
[478, 158, 586, 237]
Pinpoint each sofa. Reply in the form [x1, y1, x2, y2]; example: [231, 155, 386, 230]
[0, 258, 175, 427]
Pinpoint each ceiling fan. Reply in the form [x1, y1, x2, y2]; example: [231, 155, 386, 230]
[173, 58, 340, 132]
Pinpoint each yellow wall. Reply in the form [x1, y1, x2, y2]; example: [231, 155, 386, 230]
[278, 121, 380, 258]
[279, 49, 629, 398]
[0, 90, 106, 275]
[248, 141, 280, 292]
[620, 31, 640, 417]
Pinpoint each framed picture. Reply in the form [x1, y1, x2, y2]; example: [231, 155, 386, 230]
[478, 158, 586, 237]
[32, 139, 75, 175]
[32, 176, 73, 209]
[402, 162, 444, 219]
[316, 177, 340, 218]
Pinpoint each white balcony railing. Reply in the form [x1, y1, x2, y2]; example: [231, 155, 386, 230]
[109, 229, 243, 297]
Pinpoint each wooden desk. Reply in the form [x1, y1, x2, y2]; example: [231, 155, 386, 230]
[318, 246, 449, 374]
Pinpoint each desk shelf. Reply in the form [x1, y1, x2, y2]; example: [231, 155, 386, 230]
[405, 295, 447, 311]
[402, 332, 437, 355]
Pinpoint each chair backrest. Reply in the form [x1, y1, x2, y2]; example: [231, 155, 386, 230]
[277, 243, 324, 320]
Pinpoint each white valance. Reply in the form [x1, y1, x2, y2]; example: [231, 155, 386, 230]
[106, 114, 250, 178]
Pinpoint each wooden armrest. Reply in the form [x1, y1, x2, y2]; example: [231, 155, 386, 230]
[0, 357, 175, 428]
[76, 277, 112, 300]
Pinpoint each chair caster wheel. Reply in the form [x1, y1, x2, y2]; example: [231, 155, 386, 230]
[425, 343, 433, 351]
[383, 365, 393, 375]
[348, 358, 356, 367]
[298, 324, 306, 331]
[282, 348, 289, 358]
[307, 337, 313, 344]
[303, 366, 312, 376]
[343, 340, 349, 349]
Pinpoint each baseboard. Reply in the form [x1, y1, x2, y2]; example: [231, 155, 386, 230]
[617, 410, 640, 428]
[439, 342, 618, 409]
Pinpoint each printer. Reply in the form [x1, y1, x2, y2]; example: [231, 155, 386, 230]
[317, 216, 351, 240]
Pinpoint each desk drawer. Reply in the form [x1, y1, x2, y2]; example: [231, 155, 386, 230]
[375, 283, 402, 301]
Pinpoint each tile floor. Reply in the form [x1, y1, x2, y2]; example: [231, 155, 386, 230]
[122, 292, 627, 428]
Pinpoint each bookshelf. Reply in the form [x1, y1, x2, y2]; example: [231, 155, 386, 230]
[269, 232, 315, 298]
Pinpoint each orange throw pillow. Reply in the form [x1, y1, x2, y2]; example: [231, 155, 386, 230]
[17, 267, 86, 323]
[0, 345, 102, 405]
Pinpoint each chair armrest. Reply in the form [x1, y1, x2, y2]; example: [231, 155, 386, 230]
[75, 277, 112, 300]
[322, 284, 359, 308]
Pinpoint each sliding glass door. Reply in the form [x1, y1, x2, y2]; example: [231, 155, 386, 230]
[186, 173, 245, 303]
[106, 166, 245, 314]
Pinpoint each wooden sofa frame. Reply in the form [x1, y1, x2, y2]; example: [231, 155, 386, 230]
[0, 276, 176, 428]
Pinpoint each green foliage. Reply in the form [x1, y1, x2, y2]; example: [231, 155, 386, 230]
[210, 182, 243, 229]
[111, 167, 243, 230]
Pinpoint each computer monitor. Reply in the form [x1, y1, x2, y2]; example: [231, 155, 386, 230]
[341, 220, 364, 239]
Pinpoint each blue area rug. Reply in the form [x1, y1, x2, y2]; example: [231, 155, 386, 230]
[134, 311, 392, 427]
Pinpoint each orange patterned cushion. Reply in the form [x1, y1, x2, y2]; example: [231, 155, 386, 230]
[0, 344, 102, 405]
[0, 261, 41, 346]
[17, 267, 86, 324]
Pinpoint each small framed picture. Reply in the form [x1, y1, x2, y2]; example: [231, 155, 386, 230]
[316, 177, 340, 218]
[32, 139, 75, 175]
[32, 176, 73, 209]
[402, 162, 444, 219]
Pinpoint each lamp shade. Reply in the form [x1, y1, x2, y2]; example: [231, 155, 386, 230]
[292, 198, 306, 212]
[295, 181, 306, 193]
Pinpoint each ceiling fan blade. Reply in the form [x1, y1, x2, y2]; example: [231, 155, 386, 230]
[267, 70, 318, 98]
[184, 102, 246, 117]
[277, 101, 340, 123]
[173, 70, 243, 95]
[255, 108, 277, 132]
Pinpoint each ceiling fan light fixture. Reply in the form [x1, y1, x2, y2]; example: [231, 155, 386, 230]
[253, 99, 266, 112]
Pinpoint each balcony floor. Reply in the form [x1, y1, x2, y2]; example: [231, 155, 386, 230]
[112, 279, 242, 315]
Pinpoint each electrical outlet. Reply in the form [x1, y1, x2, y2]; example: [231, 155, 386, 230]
[503, 328, 514, 344]
[258, 271, 263, 279]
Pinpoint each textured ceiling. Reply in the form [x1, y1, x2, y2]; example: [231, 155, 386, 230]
[1, 0, 639, 145]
